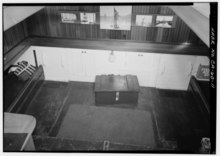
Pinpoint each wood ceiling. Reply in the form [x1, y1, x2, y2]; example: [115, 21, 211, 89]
[3, 6, 44, 31]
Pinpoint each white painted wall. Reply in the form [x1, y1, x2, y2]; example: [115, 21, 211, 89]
[15, 46, 210, 90]
[13, 46, 36, 66]
[121, 52, 160, 87]
[155, 54, 196, 90]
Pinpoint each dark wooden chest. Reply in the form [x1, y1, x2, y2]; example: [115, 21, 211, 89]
[94, 75, 140, 105]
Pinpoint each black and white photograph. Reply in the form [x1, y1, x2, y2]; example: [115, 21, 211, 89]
[80, 12, 96, 24]
[136, 15, 153, 27]
[155, 15, 174, 28]
[2, 1, 218, 154]
[100, 6, 132, 30]
[61, 12, 77, 23]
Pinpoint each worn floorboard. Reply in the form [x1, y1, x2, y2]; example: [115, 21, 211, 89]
[33, 135, 162, 151]
[25, 81, 69, 136]
[154, 89, 210, 152]
[57, 105, 156, 147]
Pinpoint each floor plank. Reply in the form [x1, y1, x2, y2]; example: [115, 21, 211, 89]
[25, 81, 69, 136]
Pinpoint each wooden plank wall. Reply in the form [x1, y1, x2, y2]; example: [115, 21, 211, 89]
[26, 5, 205, 45]
[3, 5, 206, 55]
[3, 20, 29, 54]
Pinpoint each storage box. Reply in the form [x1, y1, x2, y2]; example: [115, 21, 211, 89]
[94, 75, 140, 105]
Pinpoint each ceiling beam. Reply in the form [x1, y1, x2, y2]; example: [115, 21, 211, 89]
[169, 6, 209, 47]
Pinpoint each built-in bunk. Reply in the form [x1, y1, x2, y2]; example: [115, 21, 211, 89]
[3, 50, 44, 113]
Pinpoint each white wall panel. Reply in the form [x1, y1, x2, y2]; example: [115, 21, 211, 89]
[17, 46, 206, 90]
[156, 54, 196, 90]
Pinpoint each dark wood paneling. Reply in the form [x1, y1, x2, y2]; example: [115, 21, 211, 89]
[3, 20, 29, 54]
[26, 6, 206, 46]
[3, 5, 207, 56]
[26, 7, 50, 37]
[3, 39, 31, 71]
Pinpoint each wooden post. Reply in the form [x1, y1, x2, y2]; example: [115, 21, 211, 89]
[33, 50, 38, 68]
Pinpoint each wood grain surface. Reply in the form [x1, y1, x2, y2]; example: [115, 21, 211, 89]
[26, 6, 205, 45]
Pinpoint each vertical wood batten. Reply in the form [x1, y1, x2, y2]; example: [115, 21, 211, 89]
[25, 5, 206, 45]
[3, 20, 29, 54]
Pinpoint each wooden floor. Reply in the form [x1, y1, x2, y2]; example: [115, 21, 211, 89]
[24, 81, 209, 152]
